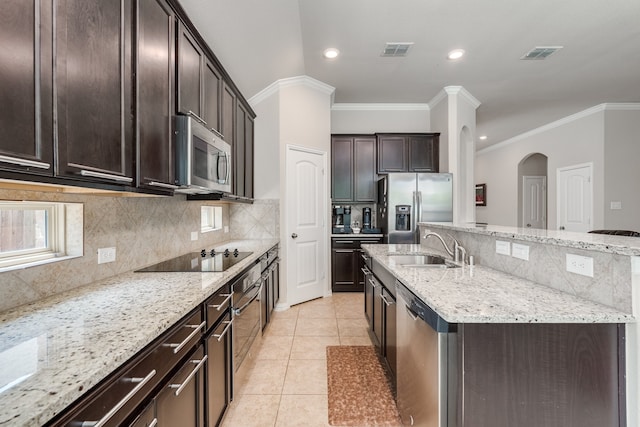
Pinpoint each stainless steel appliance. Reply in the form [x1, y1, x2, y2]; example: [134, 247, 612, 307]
[174, 115, 232, 195]
[332, 205, 352, 234]
[377, 173, 453, 243]
[231, 262, 262, 372]
[396, 282, 457, 427]
[135, 248, 251, 272]
[362, 207, 372, 230]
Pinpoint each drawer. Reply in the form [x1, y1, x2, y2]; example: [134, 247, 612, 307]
[51, 308, 204, 427]
[205, 283, 232, 331]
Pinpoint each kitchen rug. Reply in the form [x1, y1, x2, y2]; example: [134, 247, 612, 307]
[326, 345, 401, 426]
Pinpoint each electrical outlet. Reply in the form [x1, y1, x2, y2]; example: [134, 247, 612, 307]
[98, 247, 116, 264]
[191, 231, 198, 241]
[496, 240, 511, 256]
[610, 201, 622, 210]
[566, 253, 594, 277]
[224, 226, 229, 233]
[512, 243, 529, 261]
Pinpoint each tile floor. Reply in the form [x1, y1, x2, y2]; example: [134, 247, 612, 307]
[221, 292, 375, 427]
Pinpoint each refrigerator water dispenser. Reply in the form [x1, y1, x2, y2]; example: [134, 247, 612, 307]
[395, 205, 411, 231]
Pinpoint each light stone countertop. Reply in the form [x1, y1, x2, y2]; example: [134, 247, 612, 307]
[362, 243, 634, 324]
[0, 238, 278, 427]
[421, 222, 640, 256]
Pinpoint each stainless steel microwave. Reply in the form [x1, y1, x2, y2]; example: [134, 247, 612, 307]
[174, 115, 232, 194]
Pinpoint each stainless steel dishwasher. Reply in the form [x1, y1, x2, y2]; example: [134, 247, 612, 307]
[396, 281, 457, 427]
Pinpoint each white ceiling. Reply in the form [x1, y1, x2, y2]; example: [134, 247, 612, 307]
[179, 0, 640, 149]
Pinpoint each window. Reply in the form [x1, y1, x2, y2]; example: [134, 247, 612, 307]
[0, 201, 82, 270]
[201, 206, 223, 233]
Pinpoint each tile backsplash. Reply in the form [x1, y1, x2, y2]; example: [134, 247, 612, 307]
[0, 188, 271, 314]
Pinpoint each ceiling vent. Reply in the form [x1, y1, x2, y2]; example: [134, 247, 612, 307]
[381, 42, 414, 57]
[521, 46, 563, 60]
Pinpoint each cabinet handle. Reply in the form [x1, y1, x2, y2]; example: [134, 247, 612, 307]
[0, 154, 50, 169]
[361, 266, 371, 275]
[168, 355, 208, 396]
[368, 277, 377, 288]
[381, 293, 395, 307]
[149, 419, 158, 427]
[334, 240, 354, 244]
[187, 110, 208, 127]
[164, 321, 205, 354]
[78, 369, 156, 427]
[213, 319, 233, 341]
[208, 293, 233, 311]
[405, 304, 419, 321]
[148, 181, 181, 190]
[79, 169, 133, 183]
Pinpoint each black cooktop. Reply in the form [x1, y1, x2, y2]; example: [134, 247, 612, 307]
[136, 249, 253, 272]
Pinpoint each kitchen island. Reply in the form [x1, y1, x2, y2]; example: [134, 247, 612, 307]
[0, 238, 278, 427]
[362, 222, 636, 427]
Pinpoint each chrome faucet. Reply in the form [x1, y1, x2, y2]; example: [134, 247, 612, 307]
[423, 231, 467, 264]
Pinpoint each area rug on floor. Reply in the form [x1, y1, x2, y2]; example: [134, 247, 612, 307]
[326, 345, 401, 426]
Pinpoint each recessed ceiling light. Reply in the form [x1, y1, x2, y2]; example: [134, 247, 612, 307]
[479, 135, 488, 140]
[323, 48, 340, 59]
[447, 49, 465, 60]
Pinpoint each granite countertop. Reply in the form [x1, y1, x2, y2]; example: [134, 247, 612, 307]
[0, 238, 278, 427]
[421, 222, 640, 256]
[362, 243, 634, 324]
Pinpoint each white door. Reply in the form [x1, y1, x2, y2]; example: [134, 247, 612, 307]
[557, 163, 593, 232]
[522, 176, 546, 229]
[286, 145, 327, 305]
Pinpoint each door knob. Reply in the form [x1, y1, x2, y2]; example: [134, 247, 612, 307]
[559, 226, 565, 230]
[526, 223, 531, 227]
[291, 233, 298, 239]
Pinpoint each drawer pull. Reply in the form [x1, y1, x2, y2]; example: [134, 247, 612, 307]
[334, 240, 354, 244]
[381, 293, 395, 307]
[213, 319, 233, 342]
[165, 321, 205, 354]
[0, 154, 50, 169]
[208, 293, 233, 311]
[361, 266, 371, 275]
[78, 369, 156, 427]
[149, 419, 158, 427]
[368, 277, 377, 288]
[168, 355, 208, 396]
[79, 169, 133, 183]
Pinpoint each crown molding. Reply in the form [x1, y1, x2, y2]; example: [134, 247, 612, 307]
[428, 89, 448, 109]
[249, 75, 335, 106]
[477, 102, 640, 155]
[331, 103, 430, 111]
[428, 86, 481, 110]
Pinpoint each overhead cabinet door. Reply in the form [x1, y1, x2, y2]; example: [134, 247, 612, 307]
[0, 0, 54, 176]
[55, 0, 133, 185]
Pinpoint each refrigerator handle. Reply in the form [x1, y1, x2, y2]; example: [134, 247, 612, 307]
[417, 191, 422, 223]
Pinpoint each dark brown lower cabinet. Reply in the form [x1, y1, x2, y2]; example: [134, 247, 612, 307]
[156, 345, 206, 427]
[128, 401, 156, 427]
[331, 236, 382, 292]
[205, 312, 232, 427]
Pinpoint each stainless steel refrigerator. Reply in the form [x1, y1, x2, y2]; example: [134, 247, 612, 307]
[377, 173, 453, 243]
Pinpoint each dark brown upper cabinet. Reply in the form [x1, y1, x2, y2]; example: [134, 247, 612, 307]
[221, 82, 236, 146]
[234, 100, 254, 199]
[136, 0, 176, 193]
[54, 0, 134, 185]
[203, 59, 222, 133]
[377, 133, 439, 173]
[331, 135, 376, 203]
[0, 1, 54, 176]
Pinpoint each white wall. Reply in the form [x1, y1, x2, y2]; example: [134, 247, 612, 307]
[604, 109, 640, 231]
[476, 108, 606, 228]
[430, 96, 449, 171]
[252, 93, 281, 199]
[330, 105, 430, 134]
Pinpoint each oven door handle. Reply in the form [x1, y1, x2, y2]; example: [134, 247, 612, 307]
[233, 283, 262, 316]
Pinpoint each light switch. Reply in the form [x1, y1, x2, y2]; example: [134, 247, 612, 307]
[610, 201, 622, 210]
[512, 243, 529, 261]
[496, 240, 511, 256]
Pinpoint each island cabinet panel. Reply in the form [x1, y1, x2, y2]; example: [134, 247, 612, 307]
[459, 323, 623, 427]
[0, 0, 54, 176]
[136, 0, 176, 192]
[55, 0, 134, 184]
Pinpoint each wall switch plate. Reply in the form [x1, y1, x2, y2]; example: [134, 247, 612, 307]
[496, 240, 511, 256]
[191, 231, 198, 241]
[224, 226, 229, 233]
[98, 247, 116, 264]
[512, 243, 530, 261]
[610, 201, 622, 210]
[566, 253, 594, 277]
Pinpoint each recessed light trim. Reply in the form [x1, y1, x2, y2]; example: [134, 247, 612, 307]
[479, 135, 488, 140]
[447, 49, 465, 60]
[323, 48, 340, 59]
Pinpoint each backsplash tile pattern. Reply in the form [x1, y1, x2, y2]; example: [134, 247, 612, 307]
[230, 199, 279, 239]
[0, 188, 231, 313]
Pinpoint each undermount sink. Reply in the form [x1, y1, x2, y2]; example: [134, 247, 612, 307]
[388, 254, 460, 268]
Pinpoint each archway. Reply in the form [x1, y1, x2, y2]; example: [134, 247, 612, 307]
[517, 153, 548, 229]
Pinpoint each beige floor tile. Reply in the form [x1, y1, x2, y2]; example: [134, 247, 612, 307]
[337, 317, 369, 337]
[332, 292, 364, 305]
[271, 306, 299, 320]
[295, 317, 339, 337]
[335, 303, 366, 319]
[265, 317, 297, 336]
[255, 335, 294, 360]
[290, 336, 340, 360]
[339, 335, 374, 346]
[275, 394, 330, 427]
[221, 394, 281, 427]
[282, 359, 328, 394]
[240, 359, 289, 395]
[297, 303, 336, 319]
